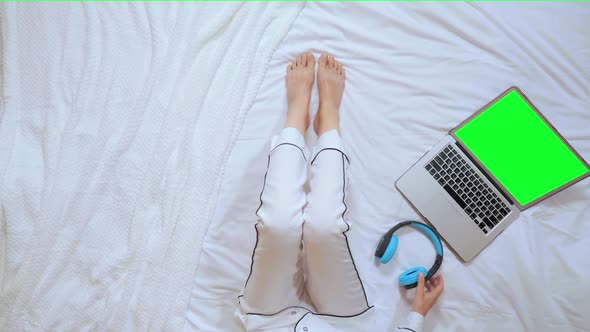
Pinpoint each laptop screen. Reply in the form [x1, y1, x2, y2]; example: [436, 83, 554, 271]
[454, 89, 589, 207]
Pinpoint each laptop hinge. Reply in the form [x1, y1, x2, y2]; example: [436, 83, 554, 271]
[454, 142, 514, 205]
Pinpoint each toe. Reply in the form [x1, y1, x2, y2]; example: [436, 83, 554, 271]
[319, 53, 328, 68]
[328, 55, 334, 68]
[297, 54, 305, 66]
[306, 53, 315, 67]
[336, 62, 342, 74]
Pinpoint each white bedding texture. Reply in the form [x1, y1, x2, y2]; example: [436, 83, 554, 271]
[1, 2, 589, 332]
[0, 2, 303, 330]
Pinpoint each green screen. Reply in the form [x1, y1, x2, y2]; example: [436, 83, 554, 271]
[455, 90, 589, 206]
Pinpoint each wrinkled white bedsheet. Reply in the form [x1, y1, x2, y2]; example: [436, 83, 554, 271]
[0, 3, 302, 330]
[186, 3, 590, 331]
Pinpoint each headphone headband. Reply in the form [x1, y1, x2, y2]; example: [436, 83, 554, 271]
[408, 222, 443, 256]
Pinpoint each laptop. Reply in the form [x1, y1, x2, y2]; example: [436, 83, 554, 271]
[396, 86, 590, 262]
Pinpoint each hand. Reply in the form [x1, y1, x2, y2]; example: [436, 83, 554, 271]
[412, 272, 444, 317]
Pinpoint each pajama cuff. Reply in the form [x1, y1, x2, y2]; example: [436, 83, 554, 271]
[398, 311, 424, 332]
[312, 129, 349, 164]
[270, 127, 309, 160]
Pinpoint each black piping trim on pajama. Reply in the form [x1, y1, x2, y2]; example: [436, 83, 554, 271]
[239, 145, 374, 321]
[239, 142, 305, 302]
[239, 154, 270, 295]
[271, 142, 307, 161]
[242, 302, 374, 318]
[245, 305, 310, 317]
[310, 147, 350, 165]
[242, 303, 374, 320]
[309, 148, 370, 308]
[337, 151, 370, 308]
[292, 305, 374, 331]
[398, 328, 417, 332]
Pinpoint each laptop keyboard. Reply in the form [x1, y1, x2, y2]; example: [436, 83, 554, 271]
[425, 145, 510, 235]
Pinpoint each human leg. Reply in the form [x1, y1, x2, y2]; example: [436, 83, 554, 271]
[303, 54, 370, 316]
[239, 53, 315, 314]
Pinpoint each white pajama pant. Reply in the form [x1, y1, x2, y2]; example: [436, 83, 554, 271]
[238, 128, 371, 322]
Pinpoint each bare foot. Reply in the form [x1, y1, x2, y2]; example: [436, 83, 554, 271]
[314, 53, 345, 136]
[285, 52, 315, 135]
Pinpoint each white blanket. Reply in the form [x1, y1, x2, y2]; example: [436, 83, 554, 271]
[186, 3, 590, 331]
[0, 3, 302, 330]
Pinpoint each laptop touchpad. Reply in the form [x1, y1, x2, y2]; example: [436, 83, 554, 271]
[425, 193, 464, 223]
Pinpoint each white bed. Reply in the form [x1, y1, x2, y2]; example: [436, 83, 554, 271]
[1, 2, 589, 332]
[185, 3, 590, 332]
[0, 3, 304, 330]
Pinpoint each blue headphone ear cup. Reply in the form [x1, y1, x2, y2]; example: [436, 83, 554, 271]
[378, 235, 398, 264]
[399, 266, 428, 287]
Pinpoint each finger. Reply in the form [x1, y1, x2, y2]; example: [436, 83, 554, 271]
[432, 275, 443, 287]
[425, 281, 433, 292]
[434, 276, 444, 287]
[415, 272, 425, 299]
[432, 284, 444, 300]
[432, 278, 445, 298]
[431, 276, 440, 287]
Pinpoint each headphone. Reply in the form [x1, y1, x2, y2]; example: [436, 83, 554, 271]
[374, 221, 444, 289]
